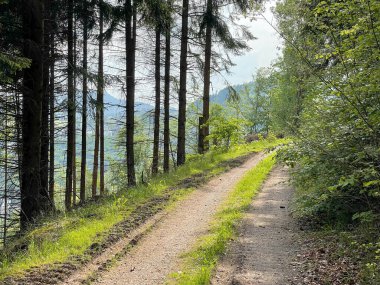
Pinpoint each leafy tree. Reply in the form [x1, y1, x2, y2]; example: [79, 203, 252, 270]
[239, 69, 271, 134]
[207, 104, 246, 150]
[275, 0, 380, 224]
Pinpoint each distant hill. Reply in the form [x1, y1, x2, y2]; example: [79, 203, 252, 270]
[102, 92, 155, 119]
[193, 82, 255, 108]
[103, 82, 255, 118]
[102, 92, 180, 119]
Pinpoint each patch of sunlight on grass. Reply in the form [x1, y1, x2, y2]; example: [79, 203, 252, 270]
[170, 152, 277, 285]
[0, 139, 286, 280]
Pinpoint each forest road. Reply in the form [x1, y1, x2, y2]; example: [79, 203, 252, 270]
[211, 166, 299, 285]
[75, 152, 267, 285]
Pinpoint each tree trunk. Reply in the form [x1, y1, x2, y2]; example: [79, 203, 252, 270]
[125, 0, 136, 186]
[72, 17, 77, 205]
[152, 27, 161, 175]
[49, 29, 55, 207]
[3, 98, 8, 244]
[99, 2, 105, 196]
[199, 0, 212, 154]
[80, 0, 88, 203]
[177, 0, 189, 166]
[21, 0, 44, 227]
[92, 5, 104, 198]
[91, 106, 99, 197]
[41, 0, 51, 209]
[163, 24, 170, 173]
[66, 0, 74, 210]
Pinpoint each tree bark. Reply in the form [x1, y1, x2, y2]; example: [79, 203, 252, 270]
[21, 0, 44, 227]
[80, 0, 88, 203]
[66, 0, 74, 210]
[125, 0, 136, 186]
[152, 27, 161, 175]
[72, 17, 77, 205]
[99, 2, 105, 196]
[92, 5, 104, 197]
[177, 0, 189, 166]
[49, 29, 55, 207]
[41, 0, 51, 209]
[199, 0, 212, 154]
[91, 105, 99, 197]
[163, 24, 171, 173]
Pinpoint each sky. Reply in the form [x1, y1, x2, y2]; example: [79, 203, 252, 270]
[210, 1, 282, 93]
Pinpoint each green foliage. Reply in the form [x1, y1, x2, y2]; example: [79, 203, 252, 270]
[239, 68, 272, 134]
[169, 152, 277, 285]
[0, 53, 30, 84]
[0, 0, 31, 84]
[273, 0, 380, 281]
[207, 104, 247, 150]
[274, 0, 380, 225]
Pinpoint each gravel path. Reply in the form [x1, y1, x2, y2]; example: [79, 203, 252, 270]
[92, 153, 266, 285]
[211, 166, 299, 285]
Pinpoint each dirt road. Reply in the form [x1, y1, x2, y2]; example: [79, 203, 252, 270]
[211, 166, 299, 285]
[67, 153, 266, 285]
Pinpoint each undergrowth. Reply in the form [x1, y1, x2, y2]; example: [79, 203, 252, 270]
[296, 227, 380, 285]
[169, 152, 277, 284]
[0, 138, 286, 280]
[284, 151, 380, 284]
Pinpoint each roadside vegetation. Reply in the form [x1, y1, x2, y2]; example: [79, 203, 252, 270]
[170, 152, 277, 284]
[0, 138, 285, 280]
[271, 0, 380, 283]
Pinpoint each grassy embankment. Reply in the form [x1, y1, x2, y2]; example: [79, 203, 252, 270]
[0, 139, 286, 280]
[170, 152, 277, 284]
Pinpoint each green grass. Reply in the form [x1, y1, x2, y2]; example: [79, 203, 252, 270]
[0, 139, 286, 280]
[169, 152, 277, 285]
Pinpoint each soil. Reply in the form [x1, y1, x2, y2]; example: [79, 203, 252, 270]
[211, 166, 300, 285]
[90, 153, 266, 285]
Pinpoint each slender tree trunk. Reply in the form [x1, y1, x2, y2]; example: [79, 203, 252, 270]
[15, 91, 22, 192]
[163, 24, 171, 173]
[91, 108, 99, 197]
[199, 0, 212, 154]
[72, 18, 77, 205]
[99, 2, 105, 196]
[21, 0, 44, 227]
[126, 0, 136, 186]
[177, 0, 189, 166]
[92, 5, 104, 198]
[100, 99, 104, 195]
[3, 99, 8, 244]
[80, 0, 88, 203]
[66, 0, 74, 210]
[152, 27, 161, 175]
[41, 0, 50, 208]
[49, 30, 55, 207]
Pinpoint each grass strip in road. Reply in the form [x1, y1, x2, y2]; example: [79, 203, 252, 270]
[0, 140, 285, 280]
[170, 152, 277, 285]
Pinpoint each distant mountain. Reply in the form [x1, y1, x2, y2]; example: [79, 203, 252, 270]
[102, 92, 180, 119]
[102, 92, 155, 119]
[194, 82, 255, 108]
